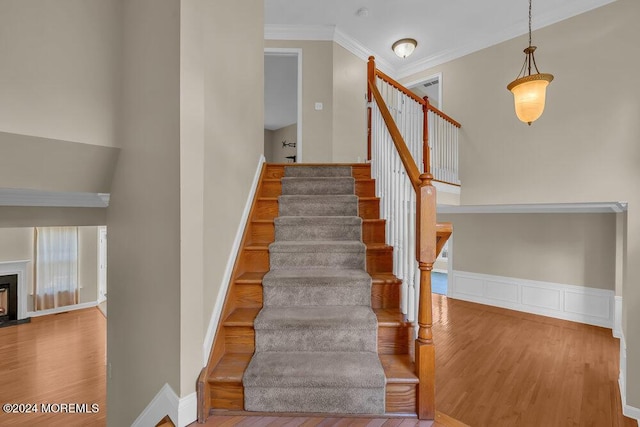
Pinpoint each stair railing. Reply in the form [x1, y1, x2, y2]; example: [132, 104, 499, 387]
[367, 56, 457, 420]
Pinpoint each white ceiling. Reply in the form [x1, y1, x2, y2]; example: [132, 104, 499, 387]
[264, 0, 617, 78]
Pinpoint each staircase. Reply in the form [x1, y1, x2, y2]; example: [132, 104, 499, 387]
[243, 165, 385, 413]
[197, 163, 421, 421]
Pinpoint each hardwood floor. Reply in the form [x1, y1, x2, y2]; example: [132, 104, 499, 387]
[432, 295, 636, 427]
[201, 295, 636, 426]
[0, 297, 634, 427]
[0, 308, 106, 426]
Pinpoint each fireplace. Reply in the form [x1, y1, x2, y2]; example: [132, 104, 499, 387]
[0, 274, 18, 325]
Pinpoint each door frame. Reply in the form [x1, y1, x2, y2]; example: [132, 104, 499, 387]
[405, 72, 444, 110]
[264, 48, 303, 162]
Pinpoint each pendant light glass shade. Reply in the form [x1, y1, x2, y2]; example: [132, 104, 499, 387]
[507, 0, 553, 125]
[508, 72, 553, 125]
[392, 38, 417, 58]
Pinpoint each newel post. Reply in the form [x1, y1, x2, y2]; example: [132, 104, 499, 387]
[422, 96, 431, 174]
[367, 56, 375, 161]
[415, 172, 437, 419]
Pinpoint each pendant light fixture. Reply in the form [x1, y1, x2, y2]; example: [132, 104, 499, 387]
[392, 38, 417, 58]
[507, 0, 554, 125]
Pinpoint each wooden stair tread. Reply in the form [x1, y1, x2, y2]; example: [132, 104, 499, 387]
[235, 272, 266, 283]
[210, 355, 418, 385]
[380, 355, 418, 384]
[371, 273, 402, 284]
[374, 308, 411, 326]
[209, 353, 252, 383]
[224, 308, 260, 326]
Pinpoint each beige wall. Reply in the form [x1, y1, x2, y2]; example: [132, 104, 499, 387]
[0, 0, 121, 148]
[180, 0, 206, 400]
[265, 40, 333, 162]
[405, 0, 640, 407]
[106, 0, 181, 425]
[264, 129, 274, 162]
[201, 0, 264, 394]
[0, 207, 106, 228]
[0, 132, 119, 194]
[270, 123, 298, 163]
[332, 44, 367, 163]
[440, 213, 616, 290]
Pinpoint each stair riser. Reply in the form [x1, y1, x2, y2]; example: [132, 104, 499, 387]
[210, 383, 243, 410]
[367, 250, 394, 273]
[264, 285, 370, 307]
[371, 283, 401, 309]
[255, 329, 377, 352]
[275, 223, 361, 241]
[224, 326, 255, 353]
[231, 285, 262, 308]
[284, 166, 352, 178]
[359, 199, 380, 219]
[279, 199, 358, 217]
[378, 327, 411, 355]
[239, 249, 269, 272]
[255, 199, 279, 220]
[386, 384, 417, 414]
[244, 387, 385, 414]
[210, 381, 417, 414]
[281, 178, 355, 195]
[264, 164, 372, 180]
[261, 179, 375, 198]
[232, 281, 399, 310]
[270, 252, 365, 270]
[250, 220, 385, 245]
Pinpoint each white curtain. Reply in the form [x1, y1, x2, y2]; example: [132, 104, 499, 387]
[35, 227, 78, 310]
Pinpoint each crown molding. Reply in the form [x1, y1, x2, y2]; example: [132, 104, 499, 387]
[396, 0, 618, 78]
[437, 202, 628, 215]
[0, 188, 110, 208]
[333, 28, 394, 75]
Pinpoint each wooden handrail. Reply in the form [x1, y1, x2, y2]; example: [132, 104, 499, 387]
[427, 105, 462, 129]
[375, 67, 426, 105]
[370, 58, 461, 129]
[368, 79, 422, 192]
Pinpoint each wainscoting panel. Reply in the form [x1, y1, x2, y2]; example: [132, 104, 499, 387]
[451, 270, 614, 329]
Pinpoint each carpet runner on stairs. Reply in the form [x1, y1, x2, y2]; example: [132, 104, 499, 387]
[243, 165, 386, 414]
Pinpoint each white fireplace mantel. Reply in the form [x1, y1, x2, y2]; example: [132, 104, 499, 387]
[0, 260, 30, 320]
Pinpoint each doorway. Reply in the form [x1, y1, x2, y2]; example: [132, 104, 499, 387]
[264, 48, 302, 163]
[406, 72, 443, 110]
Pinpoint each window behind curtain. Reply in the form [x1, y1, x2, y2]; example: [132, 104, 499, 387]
[35, 227, 79, 310]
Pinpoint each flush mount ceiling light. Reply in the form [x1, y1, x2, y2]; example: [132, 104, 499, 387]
[392, 38, 417, 58]
[507, 0, 554, 125]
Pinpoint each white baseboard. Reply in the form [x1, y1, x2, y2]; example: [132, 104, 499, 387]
[203, 155, 265, 365]
[27, 300, 98, 318]
[131, 384, 197, 427]
[450, 270, 614, 328]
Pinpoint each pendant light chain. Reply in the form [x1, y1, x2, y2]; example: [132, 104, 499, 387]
[528, 0, 532, 47]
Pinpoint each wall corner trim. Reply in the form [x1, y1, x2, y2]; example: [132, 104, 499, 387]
[131, 384, 197, 427]
[613, 296, 623, 338]
[618, 333, 640, 421]
[202, 155, 266, 365]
